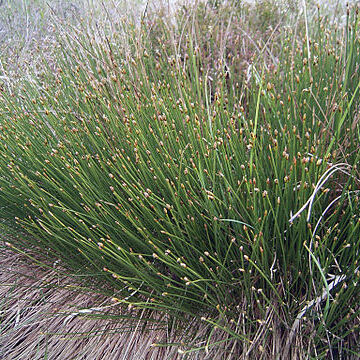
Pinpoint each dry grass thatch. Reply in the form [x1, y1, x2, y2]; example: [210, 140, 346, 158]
[0, 246, 240, 360]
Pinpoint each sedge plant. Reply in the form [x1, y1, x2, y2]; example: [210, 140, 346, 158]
[0, 1, 359, 358]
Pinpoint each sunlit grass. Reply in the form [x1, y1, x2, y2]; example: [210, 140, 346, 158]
[0, 1, 359, 358]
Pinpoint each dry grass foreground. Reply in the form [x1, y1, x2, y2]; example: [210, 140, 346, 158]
[0, 247, 240, 360]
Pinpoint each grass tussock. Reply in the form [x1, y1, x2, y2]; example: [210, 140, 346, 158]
[0, 0, 360, 358]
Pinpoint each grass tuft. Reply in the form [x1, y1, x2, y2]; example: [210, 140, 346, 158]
[1, 0, 360, 358]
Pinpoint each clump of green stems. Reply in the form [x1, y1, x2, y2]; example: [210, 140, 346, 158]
[0, 2, 359, 357]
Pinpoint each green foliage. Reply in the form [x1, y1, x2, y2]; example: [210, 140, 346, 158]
[0, 1, 359, 357]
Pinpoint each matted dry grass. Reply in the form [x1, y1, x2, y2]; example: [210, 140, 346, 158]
[0, 247, 239, 360]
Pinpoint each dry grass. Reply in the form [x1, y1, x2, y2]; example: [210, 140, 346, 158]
[0, 247, 241, 360]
